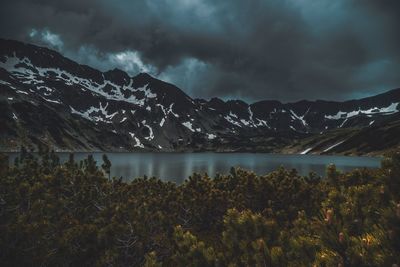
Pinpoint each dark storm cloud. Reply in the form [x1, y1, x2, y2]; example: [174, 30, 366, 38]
[0, 0, 399, 102]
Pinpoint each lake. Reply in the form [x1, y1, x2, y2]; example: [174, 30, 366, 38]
[7, 152, 382, 184]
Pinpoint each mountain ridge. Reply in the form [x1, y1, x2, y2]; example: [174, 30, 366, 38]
[3, 38, 400, 106]
[1, 38, 400, 155]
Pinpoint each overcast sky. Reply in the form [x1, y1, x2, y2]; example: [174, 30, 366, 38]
[1, 0, 399, 102]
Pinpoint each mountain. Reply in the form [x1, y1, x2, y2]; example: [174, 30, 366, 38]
[1, 38, 400, 155]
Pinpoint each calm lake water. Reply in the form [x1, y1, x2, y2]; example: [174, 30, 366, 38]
[7, 152, 382, 184]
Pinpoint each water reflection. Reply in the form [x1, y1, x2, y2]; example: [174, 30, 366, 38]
[7, 152, 382, 184]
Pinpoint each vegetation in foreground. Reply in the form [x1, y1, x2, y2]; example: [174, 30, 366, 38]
[0, 148, 399, 266]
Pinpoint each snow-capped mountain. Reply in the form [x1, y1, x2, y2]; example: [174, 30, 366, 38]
[1, 38, 400, 154]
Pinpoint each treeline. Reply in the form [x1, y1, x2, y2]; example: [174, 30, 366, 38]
[0, 148, 399, 266]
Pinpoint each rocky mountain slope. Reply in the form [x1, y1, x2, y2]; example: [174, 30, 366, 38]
[1, 38, 400, 155]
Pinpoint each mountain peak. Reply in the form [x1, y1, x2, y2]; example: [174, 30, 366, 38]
[106, 67, 126, 74]
[104, 68, 130, 83]
[135, 72, 153, 79]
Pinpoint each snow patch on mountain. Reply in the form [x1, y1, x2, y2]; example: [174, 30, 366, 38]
[255, 119, 270, 128]
[300, 147, 313, 154]
[43, 98, 62, 104]
[167, 104, 179, 118]
[182, 121, 201, 132]
[142, 120, 154, 140]
[325, 103, 399, 120]
[160, 118, 165, 127]
[224, 114, 242, 127]
[129, 132, 144, 148]
[324, 140, 345, 152]
[339, 118, 348, 128]
[207, 133, 217, 140]
[290, 109, 308, 127]
[70, 102, 118, 124]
